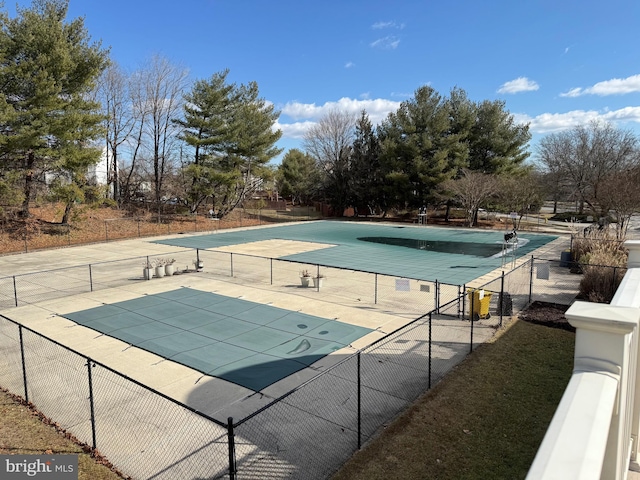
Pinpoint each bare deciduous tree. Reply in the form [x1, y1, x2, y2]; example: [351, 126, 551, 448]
[442, 169, 498, 227]
[495, 171, 544, 229]
[138, 56, 188, 213]
[96, 62, 136, 204]
[303, 109, 356, 215]
[537, 121, 640, 216]
[599, 168, 640, 239]
[117, 69, 150, 205]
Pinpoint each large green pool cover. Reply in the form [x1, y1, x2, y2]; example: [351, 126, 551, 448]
[63, 287, 372, 391]
[154, 221, 557, 284]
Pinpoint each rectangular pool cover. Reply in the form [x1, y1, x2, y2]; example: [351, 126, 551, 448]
[62, 287, 372, 391]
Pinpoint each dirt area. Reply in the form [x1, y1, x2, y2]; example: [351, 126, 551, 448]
[518, 301, 575, 332]
[0, 203, 262, 254]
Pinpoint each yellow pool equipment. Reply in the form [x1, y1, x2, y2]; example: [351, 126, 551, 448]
[467, 288, 492, 320]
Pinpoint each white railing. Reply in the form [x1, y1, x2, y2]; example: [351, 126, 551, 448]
[527, 241, 640, 480]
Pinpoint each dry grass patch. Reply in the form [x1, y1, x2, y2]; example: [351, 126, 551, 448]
[0, 389, 125, 480]
[0, 203, 263, 254]
[332, 317, 574, 480]
[573, 230, 627, 303]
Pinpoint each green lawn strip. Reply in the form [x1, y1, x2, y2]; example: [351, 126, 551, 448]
[332, 319, 575, 480]
[0, 389, 125, 480]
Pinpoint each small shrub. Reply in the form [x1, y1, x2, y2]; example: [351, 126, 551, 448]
[578, 243, 627, 303]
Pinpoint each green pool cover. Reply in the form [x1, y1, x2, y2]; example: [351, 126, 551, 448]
[154, 221, 557, 284]
[62, 287, 372, 391]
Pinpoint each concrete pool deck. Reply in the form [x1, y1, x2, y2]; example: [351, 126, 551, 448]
[0, 222, 581, 479]
[0, 223, 576, 418]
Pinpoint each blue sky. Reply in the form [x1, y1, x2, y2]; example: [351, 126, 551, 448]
[8, 0, 640, 164]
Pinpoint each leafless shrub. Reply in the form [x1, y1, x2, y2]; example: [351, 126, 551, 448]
[579, 242, 627, 303]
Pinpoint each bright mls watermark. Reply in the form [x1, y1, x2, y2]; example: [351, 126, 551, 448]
[1, 455, 77, 479]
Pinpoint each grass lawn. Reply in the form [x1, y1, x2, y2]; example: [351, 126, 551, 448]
[332, 318, 575, 480]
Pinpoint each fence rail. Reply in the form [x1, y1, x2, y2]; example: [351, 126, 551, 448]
[0, 252, 582, 479]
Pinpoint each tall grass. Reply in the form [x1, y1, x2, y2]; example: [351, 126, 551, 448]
[573, 229, 627, 303]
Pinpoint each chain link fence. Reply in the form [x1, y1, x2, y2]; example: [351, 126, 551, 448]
[0, 316, 232, 480]
[196, 249, 464, 318]
[3, 207, 326, 255]
[0, 252, 582, 479]
[0, 250, 197, 309]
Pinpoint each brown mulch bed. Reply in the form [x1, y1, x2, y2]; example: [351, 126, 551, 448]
[518, 301, 575, 332]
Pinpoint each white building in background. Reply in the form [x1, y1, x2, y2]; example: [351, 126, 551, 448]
[86, 146, 115, 198]
[87, 146, 109, 186]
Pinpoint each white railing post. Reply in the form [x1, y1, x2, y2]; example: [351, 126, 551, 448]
[527, 301, 638, 480]
[528, 240, 640, 479]
[567, 302, 638, 480]
[622, 240, 640, 465]
[625, 240, 640, 269]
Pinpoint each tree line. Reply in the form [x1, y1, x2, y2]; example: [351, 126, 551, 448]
[2, 1, 640, 235]
[280, 100, 640, 235]
[279, 87, 533, 225]
[0, 0, 282, 223]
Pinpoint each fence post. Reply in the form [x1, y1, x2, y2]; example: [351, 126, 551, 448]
[19, 325, 28, 403]
[270, 258, 273, 285]
[87, 359, 97, 449]
[13, 275, 18, 307]
[316, 264, 320, 291]
[89, 264, 93, 292]
[457, 285, 462, 318]
[462, 284, 466, 321]
[499, 271, 505, 328]
[428, 312, 432, 389]
[469, 293, 474, 354]
[227, 417, 237, 480]
[357, 351, 362, 450]
[374, 273, 378, 305]
[528, 256, 534, 304]
[230, 252, 234, 277]
[434, 279, 439, 313]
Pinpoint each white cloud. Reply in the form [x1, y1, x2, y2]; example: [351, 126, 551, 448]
[601, 106, 640, 122]
[372, 21, 393, 29]
[345, 61, 355, 69]
[281, 97, 400, 121]
[370, 36, 400, 50]
[513, 106, 640, 133]
[372, 21, 405, 30]
[274, 120, 317, 140]
[559, 87, 582, 98]
[497, 77, 540, 94]
[277, 97, 402, 139]
[560, 74, 640, 97]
